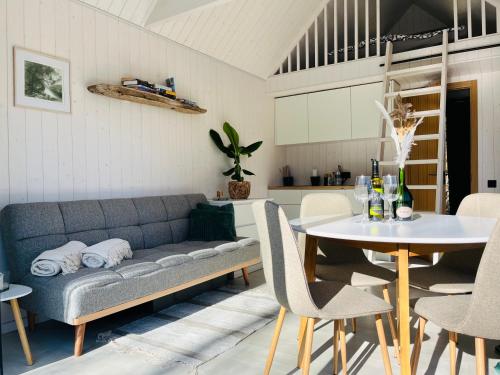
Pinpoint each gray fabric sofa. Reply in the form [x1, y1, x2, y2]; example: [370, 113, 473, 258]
[0, 194, 260, 356]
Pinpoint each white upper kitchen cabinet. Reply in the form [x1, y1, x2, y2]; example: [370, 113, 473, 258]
[307, 88, 351, 143]
[350, 82, 384, 139]
[274, 95, 309, 145]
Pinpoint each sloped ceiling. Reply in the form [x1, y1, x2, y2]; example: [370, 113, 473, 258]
[80, 0, 498, 78]
[80, 0, 325, 78]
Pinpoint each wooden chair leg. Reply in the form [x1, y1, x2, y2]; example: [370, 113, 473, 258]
[297, 317, 308, 368]
[74, 323, 87, 357]
[410, 317, 427, 375]
[351, 318, 357, 333]
[339, 319, 348, 375]
[333, 320, 340, 374]
[475, 337, 486, 375]
[375, 314, 393, 375]
[264, 307, 286, 375]
[301, 317, 315, 375]
[382, 285, 400, 364]
[11, 299, 33, 365]
[241, 267, 250, 286]
[28, 311, 36, 333]
[449, 331, 457, 375]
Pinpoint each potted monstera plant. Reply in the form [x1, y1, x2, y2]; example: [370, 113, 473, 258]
[209, 122, 263, 199]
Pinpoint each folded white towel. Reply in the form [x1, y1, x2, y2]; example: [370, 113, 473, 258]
[81, 239, 133, 269]
[31, 241, 87, 277]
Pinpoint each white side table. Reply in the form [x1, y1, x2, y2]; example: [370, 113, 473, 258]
[1, 284, 33, 365]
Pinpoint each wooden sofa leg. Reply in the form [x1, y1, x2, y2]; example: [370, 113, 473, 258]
[74, 323, 86, 357]
[241, 267, 250, 286]
[28, 312, 36, 332]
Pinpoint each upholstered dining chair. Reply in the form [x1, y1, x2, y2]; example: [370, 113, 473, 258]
[253, 200, 394, 375]
[409, 193, 500, 295]
[299, 193, 399, 361]
[411, 220, 500, 375]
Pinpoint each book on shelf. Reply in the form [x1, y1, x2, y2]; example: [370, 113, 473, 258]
[125, 84, 157, 93]
[121, 78, 155, 89]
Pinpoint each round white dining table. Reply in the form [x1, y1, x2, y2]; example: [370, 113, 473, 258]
[289, 213, 497, 375]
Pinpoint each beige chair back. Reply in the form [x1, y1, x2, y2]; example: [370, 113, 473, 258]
[441, 193, 500, 273]
[300, 193, 366, 264]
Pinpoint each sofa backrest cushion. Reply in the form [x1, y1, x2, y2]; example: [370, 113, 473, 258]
[1, 194, 207, 281]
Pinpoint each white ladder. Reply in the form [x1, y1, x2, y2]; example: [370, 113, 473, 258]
[377, 32, 448, 214]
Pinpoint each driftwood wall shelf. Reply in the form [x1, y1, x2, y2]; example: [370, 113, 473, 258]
[87, 84, 207, 114]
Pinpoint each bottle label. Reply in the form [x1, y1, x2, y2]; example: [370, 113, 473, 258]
[369, 190, 384, 220]
[396, 206, 413, 219]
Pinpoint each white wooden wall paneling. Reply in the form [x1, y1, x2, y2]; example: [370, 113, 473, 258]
[212, 1, 246, 59]
[0, 0, 8, 208]
[96, 11, 112, 199]
[83, 6, 100, 199]
[107, 0, 126, 16]
[70, 1, 87, 200]
[41, 0, 60, 202]
[7, 0, 28, 204]
[221, 0, 260, 61]
[24, 0, 44, 203]
[242, 0, 289, 74]
[56, 0, 73, 202]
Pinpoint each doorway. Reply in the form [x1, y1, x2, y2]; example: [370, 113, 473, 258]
[404, 80, 478, 213]
[445, 81, 478, 214]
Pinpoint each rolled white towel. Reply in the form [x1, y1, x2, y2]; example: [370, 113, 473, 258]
[81, 239, 133, 269]
[31, 241, 87, 277]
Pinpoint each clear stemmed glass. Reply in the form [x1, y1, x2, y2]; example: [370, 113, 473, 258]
[382, 175, 399, 223]
[354, 175, 371, 222]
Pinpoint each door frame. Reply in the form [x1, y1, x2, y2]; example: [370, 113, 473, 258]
[447, 80, 478, 194]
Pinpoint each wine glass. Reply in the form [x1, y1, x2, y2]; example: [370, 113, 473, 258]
[382, 175, 399, 223]
[354, 175, 371, 222]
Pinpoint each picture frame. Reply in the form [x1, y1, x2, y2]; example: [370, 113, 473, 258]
[14, 47, 71, 113]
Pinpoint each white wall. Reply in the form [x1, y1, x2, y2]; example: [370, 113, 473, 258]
[0, 0, 282, 330]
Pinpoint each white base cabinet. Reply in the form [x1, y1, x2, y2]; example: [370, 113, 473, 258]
[267, 188, 362, 220]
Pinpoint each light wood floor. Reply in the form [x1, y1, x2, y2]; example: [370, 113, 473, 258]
[3, 269, 500, 375]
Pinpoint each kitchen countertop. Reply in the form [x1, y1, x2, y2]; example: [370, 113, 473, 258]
[268, 185, 354, 190]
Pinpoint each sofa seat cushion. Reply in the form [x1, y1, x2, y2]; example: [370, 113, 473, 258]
[19, 242, 261, 324]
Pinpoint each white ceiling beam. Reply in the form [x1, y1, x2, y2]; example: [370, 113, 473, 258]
[145, 0, 236, 25]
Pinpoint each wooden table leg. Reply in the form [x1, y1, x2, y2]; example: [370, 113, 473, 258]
[397, 244, 410, 375]
[297, 235, 319, 368]
[10, 299, 33, 365]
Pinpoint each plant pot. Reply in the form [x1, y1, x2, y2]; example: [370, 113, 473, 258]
[228, 181, 251, 200]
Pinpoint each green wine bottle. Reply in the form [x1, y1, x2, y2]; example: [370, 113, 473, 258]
[369, 159, 384, 221]
[393, 167, 414, 221]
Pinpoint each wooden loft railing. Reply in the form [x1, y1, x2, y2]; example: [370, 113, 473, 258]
[272, 0, 500, 77]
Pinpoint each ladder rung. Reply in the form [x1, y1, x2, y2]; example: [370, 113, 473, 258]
[379, 134, 440, 142]
[385, 86, 441, 98]
[380, 159, 438, 166]
[407, 185, 438, 190]
[387, 63, 443, 79]
[409, 110, 440, 118]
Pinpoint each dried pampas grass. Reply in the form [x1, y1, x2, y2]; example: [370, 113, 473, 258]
[375, 95, 424, 168]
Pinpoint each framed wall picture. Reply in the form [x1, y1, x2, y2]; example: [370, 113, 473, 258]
[14, 47, 71, 113]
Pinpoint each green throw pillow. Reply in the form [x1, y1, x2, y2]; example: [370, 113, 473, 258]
[188, 203, 236, 241]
